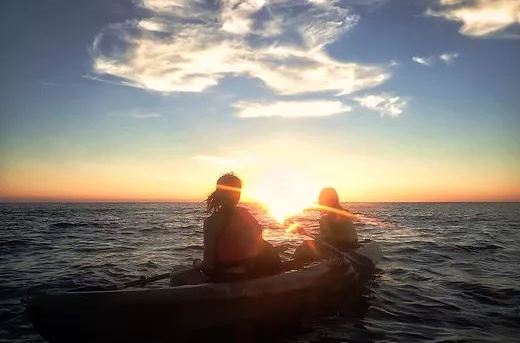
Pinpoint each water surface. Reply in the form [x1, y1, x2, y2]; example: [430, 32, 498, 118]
[1, 202, 519, 342]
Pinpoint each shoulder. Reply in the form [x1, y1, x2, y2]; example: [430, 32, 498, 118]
[235, 206, 261, 227]
[322, 213, 352, 226]
[319, 215, 332, 232]
[235, 206, 254, 218]
[320, 214, 332, 224]
[204, 212, 217, 224]
[335, 214, 353, 224]
[204, 212, 225, 230]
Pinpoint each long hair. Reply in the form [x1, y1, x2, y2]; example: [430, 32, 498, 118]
[206, 172, 242, 214]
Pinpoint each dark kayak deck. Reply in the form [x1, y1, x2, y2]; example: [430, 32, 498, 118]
[27, 242, 382, 343]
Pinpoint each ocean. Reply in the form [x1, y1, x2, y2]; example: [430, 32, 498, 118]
[1, 202, 519, 342]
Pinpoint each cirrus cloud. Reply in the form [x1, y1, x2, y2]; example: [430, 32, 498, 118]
[412, 52, 460, 66]
[234, 100, 351, 118]
[427, 0, 520, 38]
[355, 94, 407, 117]
[91, 0, 390, 95]
[412, 56, 434, 67]
[439, 52, 460, 64]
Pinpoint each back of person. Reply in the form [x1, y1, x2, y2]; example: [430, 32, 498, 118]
[201, 173, 280, 281]
[318, 187, 358, 250]
[293, 188, 359, 264]
[320, 213, 358, 249]
[214, 207, 263, 267]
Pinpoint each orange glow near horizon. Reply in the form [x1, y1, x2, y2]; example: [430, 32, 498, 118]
[1, 166, 519, 203]
[0, 135, 519, 203]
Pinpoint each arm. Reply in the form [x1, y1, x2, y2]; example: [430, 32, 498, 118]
[345, 218, 358, 243]
[319, 216, 332, 239]
[238, 207, 263, 239]
[202, 218, 218, 274]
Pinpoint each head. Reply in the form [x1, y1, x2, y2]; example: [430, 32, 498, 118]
[318, 187, 340, 210]
[206, 172, 242, 214]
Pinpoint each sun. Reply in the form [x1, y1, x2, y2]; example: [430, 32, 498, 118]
[248, 168, 320, 223]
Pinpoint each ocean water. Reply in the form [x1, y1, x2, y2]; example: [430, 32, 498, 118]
[1, 202, 519, 342]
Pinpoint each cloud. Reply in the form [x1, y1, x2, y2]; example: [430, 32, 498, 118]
[129, 112, 163, 119]
[109, 110, 163, 119]
[427, 0, 520, 38]
[355, 94, 407, 117]
[439, 52, 460, 64]
[338, 0, 389, 7]
[413, 52, 460, 66]
[91, 0, 389, 95]
[412, 56, 434, 67]
[234, 100, 351, 118]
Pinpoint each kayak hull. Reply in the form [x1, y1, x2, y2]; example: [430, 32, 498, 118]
[27, 242, 382, 342]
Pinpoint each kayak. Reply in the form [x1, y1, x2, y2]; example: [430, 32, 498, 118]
[27, 241, 382, 343]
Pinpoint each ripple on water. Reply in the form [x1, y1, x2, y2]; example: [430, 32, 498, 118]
[1, 202, 520, 342]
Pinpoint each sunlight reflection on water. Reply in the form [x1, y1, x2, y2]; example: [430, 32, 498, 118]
[1, 202, 519, 342]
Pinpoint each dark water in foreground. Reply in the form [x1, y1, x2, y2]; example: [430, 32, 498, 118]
[1, 202, 519, 342]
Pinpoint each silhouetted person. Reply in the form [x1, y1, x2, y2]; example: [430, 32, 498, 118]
[198, 172, 280, 282]
[293, 187, 358, 264]
[318, 187, 358, 250]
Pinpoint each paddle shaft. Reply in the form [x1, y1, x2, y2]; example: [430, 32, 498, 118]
[71, 272, 171, 292]
[299, 232, 344, 255]
[117, 272, 171, 289]
[296, 230, 363, 266]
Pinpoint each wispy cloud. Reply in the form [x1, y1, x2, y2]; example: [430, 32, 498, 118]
[91, 0, 389, 95]
[355, 94, 407, 117]
[38, 81, 60, 87]
[109, 110, 163, 119]
[128, 112, 162, 119]
[234, 100, 350, 118]
[412, 56, 434, 67]
[413, 52, 460, 66]
[439, 52, 460, 64]
[427, 0, 520, 38]
[339, 0, 389, 8]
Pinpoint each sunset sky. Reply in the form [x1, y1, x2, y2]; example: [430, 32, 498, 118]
[1, 0, 519, 202]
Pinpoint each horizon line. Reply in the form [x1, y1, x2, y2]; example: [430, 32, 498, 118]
[1, 200, 518, 204]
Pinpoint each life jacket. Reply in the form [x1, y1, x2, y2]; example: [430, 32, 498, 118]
[215, 207, 263, 267]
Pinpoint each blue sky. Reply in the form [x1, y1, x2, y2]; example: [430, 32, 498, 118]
[1, 0, 519, 201]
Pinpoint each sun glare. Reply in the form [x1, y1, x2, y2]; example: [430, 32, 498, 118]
[248, 169, 320, 223]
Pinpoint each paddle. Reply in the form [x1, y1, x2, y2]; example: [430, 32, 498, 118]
[290, 227, 367, 267]
[70, 272, 171, 292]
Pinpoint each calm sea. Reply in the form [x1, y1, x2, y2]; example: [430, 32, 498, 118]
[1, 202, 519, 342]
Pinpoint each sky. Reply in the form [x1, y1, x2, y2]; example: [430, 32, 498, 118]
[1, 0, 519, 202]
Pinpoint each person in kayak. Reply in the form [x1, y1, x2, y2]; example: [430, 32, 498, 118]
[198, 172, 280, 281]
[317, 187, 358, 250]
[293, 187, 358, 263]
